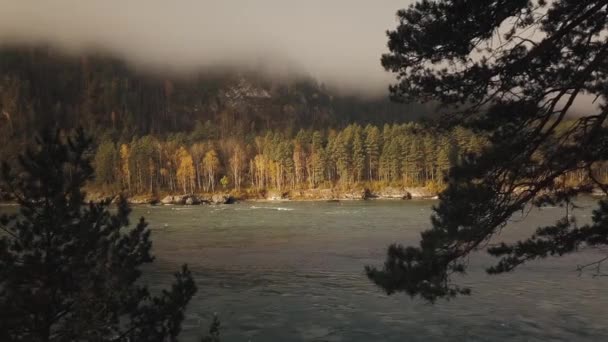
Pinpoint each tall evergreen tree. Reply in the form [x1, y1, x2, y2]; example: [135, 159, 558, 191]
[310, 131, 326, 187]
[435, 137, 451, 184]
[422, 135, 436, 182]
[387, 139, 402, 183]
[400, 136, 412, 185]
[368, 0, 608, 302]
[352, 128, 366, 183]
[0, 129, 196, 341]
[364, 125, 381, 182]
[379, 141, 391, 183]
[334, 131, 351, 186]
[93, 139, 118, 186]
[406, 139, 424, 186]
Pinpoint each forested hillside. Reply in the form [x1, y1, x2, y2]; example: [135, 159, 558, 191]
[1, 45, 602, 198]
[0, 45, 426, 160]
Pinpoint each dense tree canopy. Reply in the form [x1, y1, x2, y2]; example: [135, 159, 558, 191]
[89, 123, 490, 195]
[367, 0, 608, 301]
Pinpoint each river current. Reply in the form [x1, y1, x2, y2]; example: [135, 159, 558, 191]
[133, 198, 608, 341]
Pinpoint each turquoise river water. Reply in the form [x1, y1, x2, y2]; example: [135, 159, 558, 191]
[132, 198, 608, 341]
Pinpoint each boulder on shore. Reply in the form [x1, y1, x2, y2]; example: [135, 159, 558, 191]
[160, 195, 185, 205]
[211, 194, 235, 205]
[341, 188, 371, 200]
[184, 195, 206, 205]
[373, 187, 410, 199]
[161, 195, 176, 205]
[371, 187, 435, 199]
[160, 194, 207, 205]
[266, 190, 289, 201]
[403, 187, 435, 199]
[292, 188, 336, 200]
[129, 196, 159, 205]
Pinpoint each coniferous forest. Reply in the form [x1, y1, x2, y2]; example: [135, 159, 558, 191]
[0, 45, 606, 198]
[0, 45, 453, 197]
[93, 122, 484, 196]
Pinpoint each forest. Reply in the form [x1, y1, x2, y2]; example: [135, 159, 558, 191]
[0, 45, 425, 159]
[92, 123, 484, 196]
[0, 45, 605, 197]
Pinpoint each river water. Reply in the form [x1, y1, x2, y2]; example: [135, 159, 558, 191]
[133, 198, 608, 341]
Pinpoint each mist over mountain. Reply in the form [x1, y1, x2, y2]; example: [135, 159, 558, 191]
[0, 45, 428, 160]
[0, 0, 414, 96]
[0, 0, 598, 116]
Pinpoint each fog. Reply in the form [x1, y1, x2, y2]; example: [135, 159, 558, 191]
[0, 0, 414, 96]
[0, 0, 599, 114]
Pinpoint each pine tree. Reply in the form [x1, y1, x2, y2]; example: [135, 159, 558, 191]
[334, 131, 351, 185]
[130, 136, 158, 194]
[379, 141, 391, 183]
[119, 143, 131, 191]
[422, 135, 436, 182]
[0, 129, 196, 341]
[352, 127, 366, 183]
[293, 142, 306, 188]
[310, 131, 325, 187]
[93, 139, 118, 186]
[369, 0, 608, 302]
[387, 139, 402, 183]
[435, 137, 451, 185]
[407, 139, 424, 185]
[364, 125, 381, 182]
[400, 136, 411, 185]
[325, 131, 338, 183]
[278, 141, 294, 190]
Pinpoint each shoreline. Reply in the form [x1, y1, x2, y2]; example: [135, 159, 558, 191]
[0, 196, 437, 206]
[0, 196, 439, 207]
[109, 186, 438, 205]
[3, 186, 604, 206]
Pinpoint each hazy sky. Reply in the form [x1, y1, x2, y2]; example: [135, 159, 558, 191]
[0, 0, 413, 95]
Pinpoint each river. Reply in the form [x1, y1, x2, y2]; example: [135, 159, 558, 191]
[133, 198, 608, 341]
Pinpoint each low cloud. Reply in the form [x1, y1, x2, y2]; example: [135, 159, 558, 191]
[0, 0, 411, 96]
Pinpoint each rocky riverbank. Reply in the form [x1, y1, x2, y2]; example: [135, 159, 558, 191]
[78, 193, 238, 205]
[287, 187, 436, 201]
[4, 186, 605, 206]
[77, 186, 438, 206]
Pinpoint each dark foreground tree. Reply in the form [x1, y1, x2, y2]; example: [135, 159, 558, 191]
[367, 0, 608, 301]
[0, 129, 197, 341]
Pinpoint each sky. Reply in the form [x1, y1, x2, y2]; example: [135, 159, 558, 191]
[0, 0, 413, 96]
